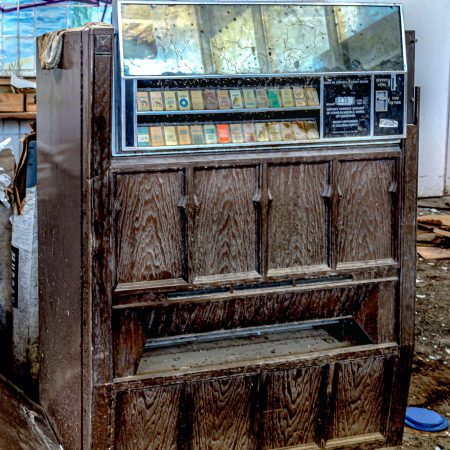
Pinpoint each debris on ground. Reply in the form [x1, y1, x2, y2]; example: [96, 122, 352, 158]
[417, 199, 450, 260]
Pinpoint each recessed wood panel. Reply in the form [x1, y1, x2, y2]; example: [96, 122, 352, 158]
[115, 385, 181, 450]
[115, 171, 186, 284]
[268, 163, 330, 274]
[329, 357, 386, 439]
[190, 376, 257, 450]
[192, 166, 260, 281]
[336, 160, 395, 265]
[137, 283, 383, 339]
[262, 366, 323, 449]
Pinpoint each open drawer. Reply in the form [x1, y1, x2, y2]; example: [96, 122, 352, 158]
[113, 317, 398, 449]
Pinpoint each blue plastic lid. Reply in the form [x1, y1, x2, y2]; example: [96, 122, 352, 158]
[405, 407, 448, 432]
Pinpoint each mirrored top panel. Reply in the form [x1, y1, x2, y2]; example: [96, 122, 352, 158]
[118, 2, 405, 77]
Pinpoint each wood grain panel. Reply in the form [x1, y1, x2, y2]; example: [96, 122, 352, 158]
[268, 163, 329, 272]
[115, 385, 181, 450]
[262, 366, 323, 449]
[115, 171, 186, 284]
[139, 284, 379, 338]
[329, 357, 385, 439]
[336, 160, 395, 265]
[192, 166, 260, 281]
[190, 376, 257, 450]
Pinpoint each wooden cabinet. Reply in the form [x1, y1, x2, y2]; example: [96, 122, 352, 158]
[37, 27, 418, 450]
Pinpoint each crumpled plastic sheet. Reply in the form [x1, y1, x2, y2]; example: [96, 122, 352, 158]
[0, 173, 12, 208]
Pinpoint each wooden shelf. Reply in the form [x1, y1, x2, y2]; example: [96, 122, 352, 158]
[0, 112, 36, 120]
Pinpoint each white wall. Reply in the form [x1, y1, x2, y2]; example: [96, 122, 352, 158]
[399, 0, 450, 196]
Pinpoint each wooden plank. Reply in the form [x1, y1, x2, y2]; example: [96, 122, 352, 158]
[113, 343, 398, 390]
[0, 112, 35, 120]
[115, 170, 187, 284]
[190, 376, 257, 450]
[0, 375, 60, 450]
[192, 166, 260, 279]
[336, 159, 396, 265]
[417, 214, 450, 227]
[433, 227, 450, 238]
[115, 384, 181, 450]
[329, 358, 385, 439]
[261, 366, 323, 449]
[267, 162, 330, 272]
[417, 246, 450, 260]
[0, 93, 24, 112]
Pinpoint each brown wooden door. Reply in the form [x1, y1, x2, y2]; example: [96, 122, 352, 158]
[192, 165, 261, 284]
[267, 162, 331, 277]
[336, 159, 397, 269]
[261, 365, 323, 449]
[114, 170, 188, 289]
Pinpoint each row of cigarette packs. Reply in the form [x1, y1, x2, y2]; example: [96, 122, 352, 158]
[137, 120, 320, 147]
[136, 86, 320, 112]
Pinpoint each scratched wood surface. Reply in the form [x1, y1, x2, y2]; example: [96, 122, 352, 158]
[113, 311, 145, 378]
[336, 159, 395, 264]
[138, 284, 378, 338]
[329, 357, 385, 439]
[115, 170, 185, 284]
[190, 376, 257, 450]
[115, 384, 181, 450]
[268, 163, 329, 271]
[0, 375, 60, 450]
[261, 366, 323, 449]
[192, 166, 259, 280]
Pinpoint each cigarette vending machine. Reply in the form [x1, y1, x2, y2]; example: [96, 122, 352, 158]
[37, 3, 418, 449]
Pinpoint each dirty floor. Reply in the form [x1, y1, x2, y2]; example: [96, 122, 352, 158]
[400, 257, 450, 449]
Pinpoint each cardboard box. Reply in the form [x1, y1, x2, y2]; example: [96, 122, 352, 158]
[0, 94, 25, 113]
[25, 94, 36, 112]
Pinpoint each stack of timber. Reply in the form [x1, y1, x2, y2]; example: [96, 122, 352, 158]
[417, 212, 450, 260]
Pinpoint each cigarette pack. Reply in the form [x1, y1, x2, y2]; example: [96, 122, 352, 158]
[163, 126, 178, 145]
[230, 90, 243, 109]
[163, 91, 177, 111]
[280, 88, 294, 107]
[177, 91, 191, 110]
[150, 91, 164, 111]
[191, 90, 205, 110]
[255, 89, 269, 108]
[177, 125, 191, 145]
[280, 122, 295, 141]
[190, 125, 205, 145]
[217, 124, 231, 143]
[293, 87, 307, 106]
[292, 121, 307, 140]
[149, 126, 164, 146]
[203, 124, 218, 144]
[230, 123, 244, 143]
[304, 120, 320, 139]
[267, 89, 281, 108]
[217, 90, 232, 109]
[136, 91, 150, 111]
[204, 90, 218, 109]
[242, 89, 256, 109]
[305, 87, 320, 106]
[137, 127, 150, 146]
[256, 122, 269, 142]
[243, 123, 257, 142]
[268, 122, 282, 141]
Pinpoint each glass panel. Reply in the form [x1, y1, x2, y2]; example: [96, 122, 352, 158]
[120, 4, 204, 76]
[36, 6, 68, 36]
[119, 3, 404, 77]
[19, 8, 35, 37]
